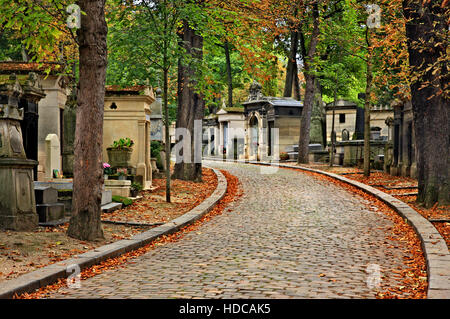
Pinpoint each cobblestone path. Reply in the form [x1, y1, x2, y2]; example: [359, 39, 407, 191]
[48, 161, 412, 299]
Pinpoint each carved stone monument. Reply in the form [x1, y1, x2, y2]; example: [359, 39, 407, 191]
[150, 88, 163, 142]
[0, 73, 45, 230]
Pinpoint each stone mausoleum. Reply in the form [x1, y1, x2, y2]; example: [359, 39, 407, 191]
[103, 85, 155, 190]
[242, 81, 303, 160]
[0, 73, 45, 230]
[202, 81, 303, 161]
[0, 62, 69, 181]
[384, 99, 417, 178]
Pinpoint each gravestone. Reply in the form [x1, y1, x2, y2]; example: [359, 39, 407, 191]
[150, 88, 163, 142]
[62, 91, 76, 176]
[355, 107, 365, 139]
[45, 134, 61, 179]
[342, 129, 350, 141]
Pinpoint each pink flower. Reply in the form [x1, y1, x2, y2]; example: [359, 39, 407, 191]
[103, 162, 111, 169]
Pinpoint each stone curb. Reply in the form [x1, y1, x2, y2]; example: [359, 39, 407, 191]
[0, 167, 227, 299]
[204, 158, 450, 299]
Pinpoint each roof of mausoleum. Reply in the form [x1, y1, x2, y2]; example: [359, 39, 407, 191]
[242, 80, 302, 108]
[243, 95, 303, 108]
[216, 106, 245, 114]
[105, 85, 154, 96]
[325, 99, 358, 110]
[0, 61, 64, 74]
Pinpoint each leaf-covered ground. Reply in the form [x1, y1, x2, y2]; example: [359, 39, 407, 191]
[277, 165, 427, 299]
[287, 162, 450, 299]
[295, 163, 449, 249]
[16, 170, 242, 299]
[101, 167, 217, 225]
[0, 168, 217, 283]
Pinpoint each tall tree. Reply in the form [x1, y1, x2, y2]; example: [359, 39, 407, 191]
[172, 18, 205, 181]
[107, 0, 190, 202]
[0, 0, 107, 240]
[67, 0, 108, 240]
[363, 26, 373, 177]
[402, 0, 449, 207]
[297, 1, 321, 164]
[283, 6, 300, 98]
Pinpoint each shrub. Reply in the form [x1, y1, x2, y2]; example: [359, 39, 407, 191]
[151, 141, 164, 170]
[150, 141, 162, 158]
[109, 138, 134, 150]
[131, 182, 143, 192]
[112, 195, 133, 206]
[279, 152, 289, 160]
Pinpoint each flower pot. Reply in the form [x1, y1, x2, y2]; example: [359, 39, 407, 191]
[107, 148, 132, 168]
[130, 189, 139, 197]
[104, 174, 109, 180]
[118, 175, 127, 181]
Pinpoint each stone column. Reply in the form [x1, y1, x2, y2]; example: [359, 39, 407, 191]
[391, 104, 402, 176]
[136, 119, 148, 188]
[260, 107, 268, 161]
[244, 116, 249, 160]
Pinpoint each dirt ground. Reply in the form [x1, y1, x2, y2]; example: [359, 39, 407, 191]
[0, 167, 217, 282]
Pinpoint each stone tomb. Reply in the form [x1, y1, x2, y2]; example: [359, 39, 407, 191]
[242, 81, 303, 160]
[285, 143, 328, 162]
[103, 86, 154, 190]
[33, 180, 121, 214]
[34, 186, 65, 224]
[0, 73, 44, 231]
[0, 62, 69, 182]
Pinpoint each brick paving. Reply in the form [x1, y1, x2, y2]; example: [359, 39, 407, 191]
[47, 161, 412, 299]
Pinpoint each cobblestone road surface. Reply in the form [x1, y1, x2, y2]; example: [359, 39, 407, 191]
[48, 161, 412, 299]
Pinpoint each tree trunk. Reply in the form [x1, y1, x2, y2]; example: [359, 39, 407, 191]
[293, 62, 301, 101]
[297, 4, 320, 164]
[403, 0, 449, 207]
[283, 30, 299, 98]
[172, 20, 204, 181]
[329, 82, 338, 167]
[67, 0, 107, 241]
[363, 55, 372, 177]
[163, 67, 171, 203]
[224, 39, 233, 108]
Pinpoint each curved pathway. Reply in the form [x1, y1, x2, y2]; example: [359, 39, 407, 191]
[48, 161, 412, 298]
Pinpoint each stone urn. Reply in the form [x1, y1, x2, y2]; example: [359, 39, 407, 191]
[107, 148, 132, 168]
[150, 157, 158, 173]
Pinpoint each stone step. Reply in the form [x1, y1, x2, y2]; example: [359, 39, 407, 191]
[35, 186, 58, 204]
[36, 203, 65, 223]
[101, 202, 123, 213]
